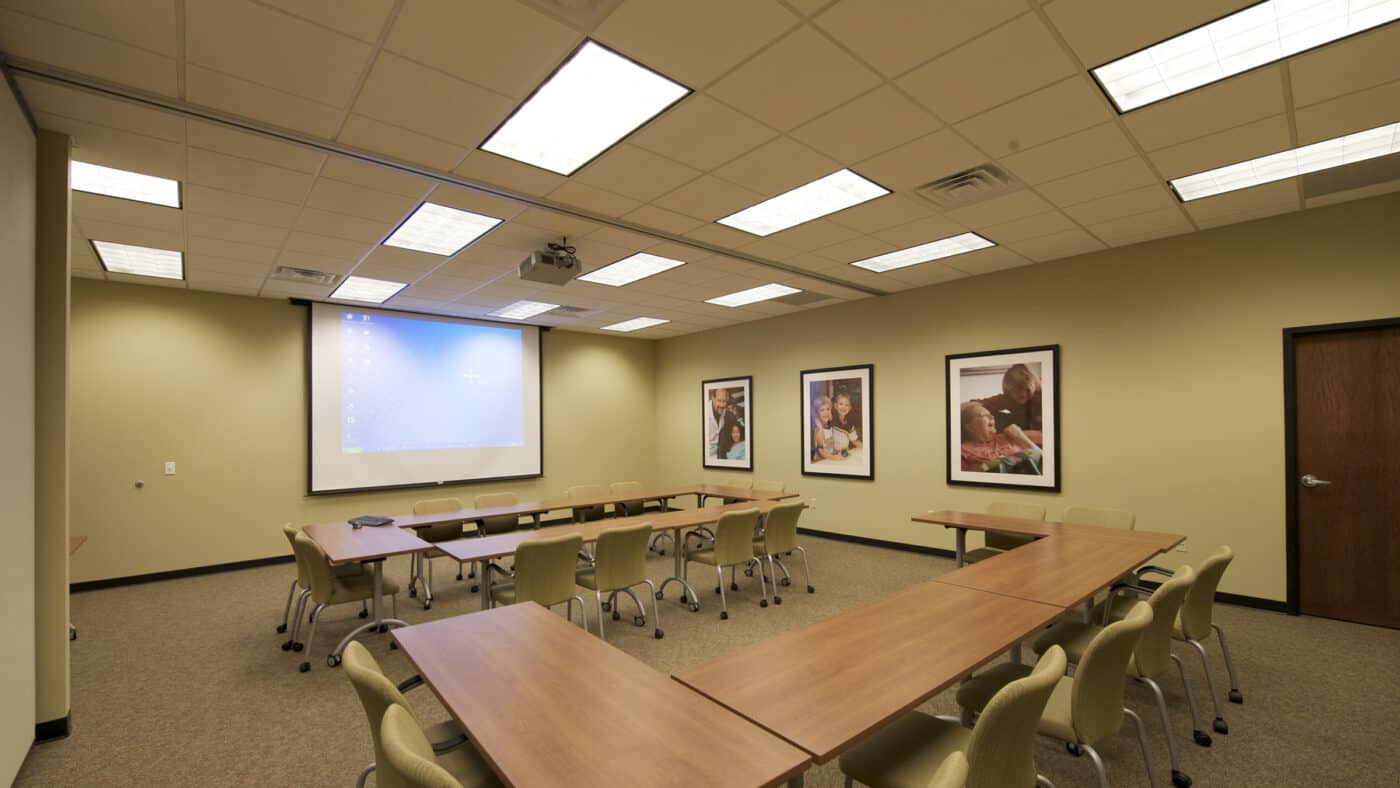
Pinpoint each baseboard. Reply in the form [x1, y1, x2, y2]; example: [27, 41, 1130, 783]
[34, 713, 69, 743]
[1138, 579, 1288, 613]
[797, 527, 956, 560]
[71, 554, 294, 593]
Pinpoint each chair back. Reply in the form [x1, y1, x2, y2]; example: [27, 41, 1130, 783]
[963, 646, 1066, 788]
[292, 530, 338, 604]
[380, 703, 463, 788]
[413, 497, 465, 543]
[751, 479, 786, 494]
[591, 523, 652, 592]
[985, 502, 1045, 550]
[473, 492, 520, 535]
[1071, 601, 1152, 745]
[928, 751, 969, 788]
[609, 481, 645, 517]
[283, 523, 312, 589]
[343, 641, 415, 781]
[712, 508, 762, 567]
[565, 484, 607, 522]
[758, 501, 804, 555]
[1062, 506, 1136, 530]
[512, 533, 585, 607]
[1132, 565, 1195, 678]
[1178, 546, 1234, 640]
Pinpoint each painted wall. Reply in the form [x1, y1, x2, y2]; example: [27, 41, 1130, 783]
[653, 192, 1400, 602]
[68, 280, 657, 583]
[0, 79, 37, 783]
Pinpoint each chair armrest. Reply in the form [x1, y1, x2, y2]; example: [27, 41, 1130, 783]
[1136, 565, 1175, 580]
[431, 733, 468, 754]
[395, 675, 424, 693]
[483, 562, 513, 583]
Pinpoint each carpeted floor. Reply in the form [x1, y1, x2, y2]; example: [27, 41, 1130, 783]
[17, 535, 1400, 787]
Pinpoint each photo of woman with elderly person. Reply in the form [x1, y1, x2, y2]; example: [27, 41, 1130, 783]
[701, 377, 752, 470]
[946, 346, 1059, 490]
[802, 365, 874, 479]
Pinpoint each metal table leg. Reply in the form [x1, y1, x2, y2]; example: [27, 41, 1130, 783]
[954, 528, 967, 567]
[332, 558, 409, 659]
[657, 525, 699, 611]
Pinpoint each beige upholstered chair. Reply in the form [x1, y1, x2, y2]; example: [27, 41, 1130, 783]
[1062, 506, 1136, 530]
[342, 642, 496, 788]
[380, 705, 474, 788]
[575, 523, 662, 640]
[751, 500, 814, 601]
[927, 752, 968, 788]
[486, 533, 587, 627]
[565, 484, 608, 523]
[291, 531, 399, 673]
[684, 508, 768, 619]
[1036, 566, 1202, 786]
[957, 603, 1157, 788]
[472, 492, 522, 535]
[610, 480, 647, 517]
[840, 646, 1066, 788]
[278, 523, 365, 651]
[963, 502, 1047, 564]
[410, 498, 473, 610]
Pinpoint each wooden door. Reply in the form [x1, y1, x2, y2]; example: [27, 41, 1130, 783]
[1293, 324, 1400, 628]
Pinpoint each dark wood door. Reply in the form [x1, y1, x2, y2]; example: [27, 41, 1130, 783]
[1294, 325, 1400, 628]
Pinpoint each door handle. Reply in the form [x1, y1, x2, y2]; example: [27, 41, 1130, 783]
[1300, 474, 1332, 488]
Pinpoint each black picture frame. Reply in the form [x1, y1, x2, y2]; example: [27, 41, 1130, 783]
[801, 364, 874, 480]
[701, 376, 753, 471]
[946, 345, 1060, 492]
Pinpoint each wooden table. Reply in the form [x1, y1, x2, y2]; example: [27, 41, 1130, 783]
[674, 580, 1063, 765]
[302, 521, 430, 663]
[913, 510, 1183, 566]
[393, 603, 811, 787]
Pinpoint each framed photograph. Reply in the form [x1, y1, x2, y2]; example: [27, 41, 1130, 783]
[946, 345, 1059, 491]
[702, 376, 752, 471]
[801, 365, 873, 480]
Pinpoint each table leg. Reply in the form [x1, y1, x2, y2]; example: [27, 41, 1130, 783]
[532, 513, 541, 528]
[657, 525, 699, 611]
[954, 528, 967, 567]
[786, 774, 804, 787]
[332, 558, 409, 659]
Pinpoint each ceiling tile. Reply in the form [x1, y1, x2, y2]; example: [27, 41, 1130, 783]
[828, 194, 935, 233]
[854, 129, 985, 191]
[579, 225, 659, 252]
[469, 225, 559, 256]
[38, 114, 184, 180]
[1183, 180, 1300, 228]
[815, 0, 1026, 77]
[258, 0, 396, 42]
[1, 0, 177, 54]
[352, 52, 515, 148]
[186, 121, 326, 173]
[575, 144, 702, 203]
[940, 246, 1031, 277]
[621, 204, 705, 235]
[955, 75, 1112, 158]
[186, 270, 266, 295]
[815, 235, 897, 264]
[593, 0, 798, 87]
[1037, 157, 1160, 207]
[185, 0, 371, 107]
[337, 114, 470, 171]
[791, 85, 941, 164]
[711, 137, 838, 195]
[386, 0, 581, 98]
[16, 78, 184, 141]
[293, 207, 394, 243]
[304, 176, 420, 223]
[898, 13, 1078, 122]
[1001, 227, 1107, 262]
[276, 248, 362, 275]
[683, 222, 762, 249]
[282, 231, 374, 262]
[453, 151, 566, 196]
[360, 245, 443, 273]
[424, 184, 525, 223]
[548, 181, 642, 218]
[652, 175, 764, 221]
[1121, 66, 1286, 152]
[319, 157, 435, 199]
[184, 185, 302, 227]
[187, 235, 278, 265]
[1302, 179, 1400, 209]
[943, 190, 1054, 229]
[708, 26, 881, 131]
[260, 280, 335, 299]
[629, 94, 778, 171]
[1289, 20, 1400, 108]
[186, 255, 272, 278]
[1062, 183, 1178, 225]
[1147, 115, 1292, 179]
[999, 122, 1138, 184]
[186, 148, 316, 204]
[186, 214, 290, 249]
[0, 8, 177, 96]
[736, 236, 801, 260]
[1044, 0, 1255, 67]
[979, 210, 1077, 244]
[873, 214, 970, 248]
[512, 207, 602, 238]
[1086, 206, 1193, 247]
[107, 272, 186, 289]
[765, 220, 860, 252]
[185, 65, 343, 138]
[1294, 79, 1400, 146]
[72, 192, 182, 233]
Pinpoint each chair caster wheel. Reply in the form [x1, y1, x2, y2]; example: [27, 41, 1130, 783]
[292, 643, 304, 652]
[720, 611, 728, 620]
[657, 550, 666, 556]
[281, 641, 293, 651]
[1193, 730, 1212, 747]
[689, 603, 701, 613]
[408, 588, 417, 598]
[807, 585, 816, 593]
[774, 596, 782, 605]
[299, 662, 310, 673]
[471, 585, 479, 593]
[327, 654, 341, 668]
[654, 629, 664, 639]
[1213, 718, 1229, 735]
[456, 572, 464, 581]
[654, 591, 664, 600]
[1172, 769, 1192, 788]
[634, 615, 645, 627]
[360, 609, 370, 618]
[780, 577, 791, 586]
[1229, 690, 1243, 704]
[730, 582, 739, 591]
[760, 599, 768, 608]
[276, 624, 287, 634]
[714, 586, 721, 595]
[612, 611, 621, 621]
[389, 641, 398, 650]
[379, 624, 389, 633]
[1066, 743, 1082, 756]
[423, 601, 432, 611]
[602, 601, 612, 612]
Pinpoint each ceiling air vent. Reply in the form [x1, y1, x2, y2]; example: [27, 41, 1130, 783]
[552, 305, 595, 317]
[270, 265, 339, 286]
[915, 164, 1021, 210]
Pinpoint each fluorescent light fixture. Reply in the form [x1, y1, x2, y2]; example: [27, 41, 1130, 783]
[383, 202, 502, 256]
[1094, 1, 1400, 112]
[330, 275, 407, 304]
[488, 300, 560, 320]
[71, 161, 181, 207]
[705, 283, 801, 307]
[480, 40, 690, 176]
[601, 317, 669, 332]
[91, 240, 184, 279]
[1171, 121, 1400, 201]
[717, 169, 889, 236]
[577, 252, 686, 286]
[850, 233, 995, 272]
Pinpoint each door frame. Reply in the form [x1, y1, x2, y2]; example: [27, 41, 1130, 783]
[1282, 316, 1400, 615]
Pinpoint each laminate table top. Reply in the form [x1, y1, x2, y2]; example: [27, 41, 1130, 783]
[914, 510, 1184, 555]
[933, 533, 1169, 609]
[393, 603, 811, 787]
[302, 521, 430, 566]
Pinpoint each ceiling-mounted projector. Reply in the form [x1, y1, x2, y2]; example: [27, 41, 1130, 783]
[518, 240, 580, 285]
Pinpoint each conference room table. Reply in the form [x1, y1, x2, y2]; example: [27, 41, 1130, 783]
[913, 509, 1184, 566]
[392, 602, 811, 787]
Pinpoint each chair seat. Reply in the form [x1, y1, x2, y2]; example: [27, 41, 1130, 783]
[332, 563, 365, 578]
[955, 663, 1077, 744]
[491, 584, 518, 606]
[424, 720, 502, 788]
[327, 573, 400, 606]
[962, 546, 1004, 564]
[838, 711, 971, 788]
[686, 547, 727, 567]
[1033, 620, 1097, 664]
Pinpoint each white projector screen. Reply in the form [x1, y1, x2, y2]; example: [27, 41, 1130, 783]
[307, 303, 542, 494]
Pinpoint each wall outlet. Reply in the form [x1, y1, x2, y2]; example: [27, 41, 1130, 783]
[164, 461, 176, 476]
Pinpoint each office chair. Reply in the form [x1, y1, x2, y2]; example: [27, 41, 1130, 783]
[962, 501, 1047, 564]
[485, 533, 587, 628]
[291, 531, 399, 673]
[684, 508, 769, 619]
[575, 522, 662, 640]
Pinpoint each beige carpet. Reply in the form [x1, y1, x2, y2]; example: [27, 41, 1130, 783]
[17, 535, 1400, 787]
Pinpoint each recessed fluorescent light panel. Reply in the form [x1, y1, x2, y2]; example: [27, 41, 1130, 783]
[330, 276, 407, 304]
[717, 169, 889, 236]
[1171, 121, 1400, 201]
[383, 203, 502, 256]
[479, 40, 690, 176]
[488, 300, 560, 320]
[91, 240, 184, 279]
[72, 161, 180, 207]
[705, 283, 801, 307]
[851, 233, 995, 272]
[577, 252, 686, 286]
[601, 317, 669, 332]
[1094, 1, 1400, 112]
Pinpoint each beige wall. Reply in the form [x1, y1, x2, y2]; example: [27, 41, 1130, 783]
[653, 192, 1400, 602]
[69, 281, 657, 583]
[0, 76, 37, 784]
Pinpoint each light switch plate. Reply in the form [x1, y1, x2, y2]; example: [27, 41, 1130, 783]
[164, 461, 176, 476]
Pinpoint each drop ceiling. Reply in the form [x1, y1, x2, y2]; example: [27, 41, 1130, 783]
[1, 0, 1396, 337]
